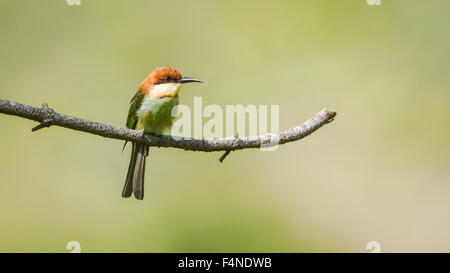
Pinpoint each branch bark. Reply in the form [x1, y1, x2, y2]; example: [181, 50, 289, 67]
[0, 98, 336, 152]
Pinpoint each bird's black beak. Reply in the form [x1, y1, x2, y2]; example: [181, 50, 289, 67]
[178, 77, 203, 84]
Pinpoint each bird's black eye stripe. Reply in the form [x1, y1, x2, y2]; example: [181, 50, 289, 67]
[156, 76, 177, 84]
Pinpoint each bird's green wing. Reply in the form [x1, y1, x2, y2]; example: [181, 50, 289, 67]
[126, 92, 145, 129]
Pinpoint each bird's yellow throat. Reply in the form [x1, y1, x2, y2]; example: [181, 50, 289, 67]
[149, 82, 182, 99]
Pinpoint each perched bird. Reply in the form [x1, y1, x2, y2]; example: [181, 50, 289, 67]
[123, 67, 202, 200]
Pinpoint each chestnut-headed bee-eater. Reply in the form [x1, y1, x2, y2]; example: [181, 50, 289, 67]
[122, 67, 202, 200]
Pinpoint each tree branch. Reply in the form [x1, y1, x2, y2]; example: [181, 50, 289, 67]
[0, 98, 336, 152]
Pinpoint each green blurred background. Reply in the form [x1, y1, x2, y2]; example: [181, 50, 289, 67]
[1, 0, 449, 252]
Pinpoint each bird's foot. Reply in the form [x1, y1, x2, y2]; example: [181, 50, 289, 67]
[157, 135, 165, 148]
[140, 131, 164, 147]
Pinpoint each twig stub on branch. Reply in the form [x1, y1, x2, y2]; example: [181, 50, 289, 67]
[31, 103, 55, 132]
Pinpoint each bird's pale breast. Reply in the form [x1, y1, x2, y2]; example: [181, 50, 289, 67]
[136, 96, 179, 135]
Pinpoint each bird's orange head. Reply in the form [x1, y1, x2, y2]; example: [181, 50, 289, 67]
[138, 66, 202, 98]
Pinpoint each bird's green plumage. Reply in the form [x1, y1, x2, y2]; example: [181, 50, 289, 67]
[136, 96, 179, 135]
[126, 92, 145, 130]
[126, 91, 179, 135]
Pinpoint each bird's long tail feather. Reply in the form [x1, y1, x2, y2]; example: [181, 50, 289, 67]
[122, 143, 149, 200]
